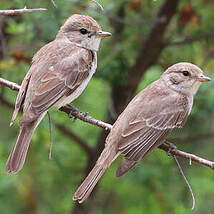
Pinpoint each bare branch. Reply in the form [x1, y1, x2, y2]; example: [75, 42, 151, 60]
[91, 0, 104, 11]
[159, 143, 214, 170]
[50, 0, 57, 8]
[59, 106, 112, 131]
[0, 7, 47, 16]
[0, 78, 20, 91]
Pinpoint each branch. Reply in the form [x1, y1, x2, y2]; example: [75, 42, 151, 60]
[0, 77, 20, 91]
[0, 7, 47, 16]
[159, 143, 214, 170]
[59, 106, 112, 131]
[0, 77, 214, 171]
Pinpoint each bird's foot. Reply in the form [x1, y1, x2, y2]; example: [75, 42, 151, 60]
[82, 112, 89, 117]
[164, 141, 177, 156]
[66, 104, 79, 122]
[67, 104, 79, 115]
[66, 104, 89, 120]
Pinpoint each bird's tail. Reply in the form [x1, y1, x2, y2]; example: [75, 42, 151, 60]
[116, 158, 137, 177]
[6, 121, 37, 174]
[73, 145, 118, 203]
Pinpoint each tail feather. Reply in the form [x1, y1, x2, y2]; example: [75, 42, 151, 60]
[73, 145, 118, 203]
[6, 122, 36, 173]
[116, 158, 137, 177]
[73, 165, 106, 203]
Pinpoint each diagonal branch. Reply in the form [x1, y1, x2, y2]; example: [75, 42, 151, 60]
[0, 77, 214, 170]
[0, 77, 20, 91]
[0, 7, 47, 16]
[59, 106, 112, 131]
[159, 143, 214, 170]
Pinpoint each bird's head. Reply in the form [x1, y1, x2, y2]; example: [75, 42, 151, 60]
[57, 14, 111, 51]
[161, 62, 211, 95]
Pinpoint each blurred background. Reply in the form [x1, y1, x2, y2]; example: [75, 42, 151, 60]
[1, 0, 214, 213]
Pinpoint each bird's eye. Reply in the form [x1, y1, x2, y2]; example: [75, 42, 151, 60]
[182, 71, 190, 76]
[80, 28, 88, 35]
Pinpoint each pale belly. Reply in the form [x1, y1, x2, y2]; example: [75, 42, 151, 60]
[54, 53, 97, 109]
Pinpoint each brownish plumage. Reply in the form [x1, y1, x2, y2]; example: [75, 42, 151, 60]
[6, 14, 111, 173]
[73, 62, 211, 203]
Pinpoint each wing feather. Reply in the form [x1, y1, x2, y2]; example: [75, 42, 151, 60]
[115, 84, 191, 162]
[30, 51, 92, 115]
[118, 110, 187, 161]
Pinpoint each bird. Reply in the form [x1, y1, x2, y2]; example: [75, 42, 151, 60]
[6, 14, 111, 174]
[73, 62, 211, 203]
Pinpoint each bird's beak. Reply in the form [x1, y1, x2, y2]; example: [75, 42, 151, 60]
[95, 31, 112, 38]
[195, 75, 211, 82]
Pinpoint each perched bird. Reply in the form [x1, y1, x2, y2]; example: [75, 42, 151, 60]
[6, 14, 111, 174]
[73, 62, 211, 203]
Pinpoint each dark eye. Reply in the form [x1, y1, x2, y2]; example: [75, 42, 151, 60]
[80, 28, 88, 35]
[182, 71, 190, 76]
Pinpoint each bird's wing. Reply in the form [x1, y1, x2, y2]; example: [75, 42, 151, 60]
[29, 49, 93, 116]
[10, 70, 33, 126]
[116, 83, 190, 162]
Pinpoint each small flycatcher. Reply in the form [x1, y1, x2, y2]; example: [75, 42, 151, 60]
[73, 62, 211, 203]
[6, 14, 111, 174]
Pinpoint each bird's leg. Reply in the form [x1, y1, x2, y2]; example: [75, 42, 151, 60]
[164, 141, 177, 156]
[67, 104, 79, 114]
[66, 104, 79, 121]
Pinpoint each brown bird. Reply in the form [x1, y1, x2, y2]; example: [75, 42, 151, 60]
[6, 14, 111, 174]
[73, 62, 211, 203]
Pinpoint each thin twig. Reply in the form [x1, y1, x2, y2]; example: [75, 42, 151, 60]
[47, 112, 53, 160]
[159, 143, 214, 170]
[91, 0, 104, 11]
[173, 155, 195, 210]
[0, 7, 47, 16]
[1, 77, 214, 170]
[0, 78, 20, 91]
[60, 106, 112, 131]
[50, 0, 57, 8]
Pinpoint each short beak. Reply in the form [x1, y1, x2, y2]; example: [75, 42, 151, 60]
[95, 31, 112, 38]
[195, 75, 211, 82]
